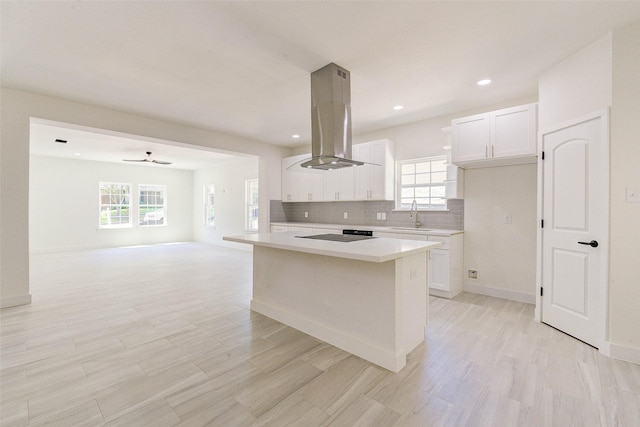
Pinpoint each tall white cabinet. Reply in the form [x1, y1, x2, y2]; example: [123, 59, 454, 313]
[452, 103, 538, 168]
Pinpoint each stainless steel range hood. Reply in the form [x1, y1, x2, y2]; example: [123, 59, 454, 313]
[300, 63, 364, 170]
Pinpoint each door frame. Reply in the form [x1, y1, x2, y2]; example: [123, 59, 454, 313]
[535, 108, 610, 351]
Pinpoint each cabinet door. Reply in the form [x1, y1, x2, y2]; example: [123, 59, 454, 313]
[369, 141, 389, 200]
[324, 167, 354, 201]
[492, 103, 537, 159]
[353, 140, 394, 201]
[299, 172, 324, 201]
[428, 249, 450, 291]
[452, 113, 490, 163]
[281, 157, 300, 202]
[353, 143, 372, 199]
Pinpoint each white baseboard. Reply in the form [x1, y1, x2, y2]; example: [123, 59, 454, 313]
[463, 282, 536, 304]
[1, 294, 32, 308]
[600, 341, 640, 364]
[251, 299, 406, 372]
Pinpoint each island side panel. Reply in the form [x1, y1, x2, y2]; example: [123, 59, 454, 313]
[251, 245, 406, 371]
[395, 252, 428, 356]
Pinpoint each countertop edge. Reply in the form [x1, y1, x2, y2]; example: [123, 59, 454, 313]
[270, 222, 464, 236]
[223, 233, 442, 263]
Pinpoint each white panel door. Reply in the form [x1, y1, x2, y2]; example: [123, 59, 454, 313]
[541, 114, 608, 348]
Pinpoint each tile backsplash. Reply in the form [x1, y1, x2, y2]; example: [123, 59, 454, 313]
[270, 199, 464, 230]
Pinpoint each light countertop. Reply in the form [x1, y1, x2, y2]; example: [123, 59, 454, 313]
[270, 222, 463, 237]
[223, 231, 442, 263]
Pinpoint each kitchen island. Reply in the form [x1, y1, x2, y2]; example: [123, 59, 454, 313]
[223, 231, 442, 372]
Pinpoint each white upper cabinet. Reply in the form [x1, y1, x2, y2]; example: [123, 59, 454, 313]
[452, 103, 538, 168]
[281, 139, 393, 202]
[451, 113, 491, 163]
[353, 139, 395, 201]
[281, 155, 301, 202]
[442, 128, 464, 199]
[324, 167, 354, 201]
[298, 171, 324, 201]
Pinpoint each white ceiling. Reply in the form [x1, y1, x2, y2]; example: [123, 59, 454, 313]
[29, 119, 236, 170]
[2, 1, 640, 165]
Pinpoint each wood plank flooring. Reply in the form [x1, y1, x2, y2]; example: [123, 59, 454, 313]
[1, 242, 639, 426]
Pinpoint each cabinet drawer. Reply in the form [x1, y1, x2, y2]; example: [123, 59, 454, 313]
[427, 235, 450, 249]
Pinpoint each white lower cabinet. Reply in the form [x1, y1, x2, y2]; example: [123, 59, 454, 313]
[378, 231, 463, 299]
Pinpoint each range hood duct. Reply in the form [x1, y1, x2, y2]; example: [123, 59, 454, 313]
[300, 63, 364, 170]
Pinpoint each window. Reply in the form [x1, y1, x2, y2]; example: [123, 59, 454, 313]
[245, 179, 259, 231]
[139, 184, 166, 226]
[99, 182, 131, 228]
[396, 156, 447, 210]
[204, 184, 215, 226]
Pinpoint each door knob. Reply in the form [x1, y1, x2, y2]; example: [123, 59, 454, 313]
[578, 240, 599, 248]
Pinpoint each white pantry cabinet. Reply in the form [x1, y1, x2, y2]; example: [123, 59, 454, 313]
[353, 139, 395, 200]
[452, 103, 538, 168]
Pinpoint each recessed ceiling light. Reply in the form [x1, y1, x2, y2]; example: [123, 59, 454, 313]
[74, 153, 81, 156]
[393, 105, 404, 111]
[477, 79, 492, 86]
[292, 134, 300, 139]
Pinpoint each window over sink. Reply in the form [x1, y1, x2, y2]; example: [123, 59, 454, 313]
[396, 156, 447, 211]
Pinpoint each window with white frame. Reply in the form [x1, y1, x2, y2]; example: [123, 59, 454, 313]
[396, 156, 447, 210]
[99, 182, 131, 228]
[245, 179, 259, 231]
[139, 184, 166, 226]
[204, 184, 215, 226]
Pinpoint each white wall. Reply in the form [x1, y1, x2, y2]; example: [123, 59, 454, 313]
[0, 88, 290, 308]
[463, 165, 538, 302]
[539, 24, 640, 359]
[610, 23, 640, 352]
[193, 156, 259, 250]
[29, 155, 194, 252]
[538, 33, 612, 130]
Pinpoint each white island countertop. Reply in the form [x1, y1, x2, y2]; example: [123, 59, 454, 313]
[224, 231, 442, 263]
[270, 222, 463, 237]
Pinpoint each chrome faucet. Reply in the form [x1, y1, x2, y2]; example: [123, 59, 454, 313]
[410, 199, 422, 228]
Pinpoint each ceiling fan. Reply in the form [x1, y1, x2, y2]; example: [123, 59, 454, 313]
[123, 151, 172, 165]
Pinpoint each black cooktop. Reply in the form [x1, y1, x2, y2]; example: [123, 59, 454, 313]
[296, 233, 376, 242]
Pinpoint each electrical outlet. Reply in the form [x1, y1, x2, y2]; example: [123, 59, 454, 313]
[304, 211, 308, 218]
[343, 212, 348, 219]
[504, 214, 512, 224]
[381, 212, 386, 220]
[468, 269, 478, 279]
[377, 213, 382, 220]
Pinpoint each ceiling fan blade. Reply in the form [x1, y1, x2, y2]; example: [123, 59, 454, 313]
[152, 160, 172, 165]
[123, 159, 148, 162]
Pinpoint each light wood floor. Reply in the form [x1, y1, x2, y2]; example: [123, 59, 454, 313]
[1, 243, 639, 426]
